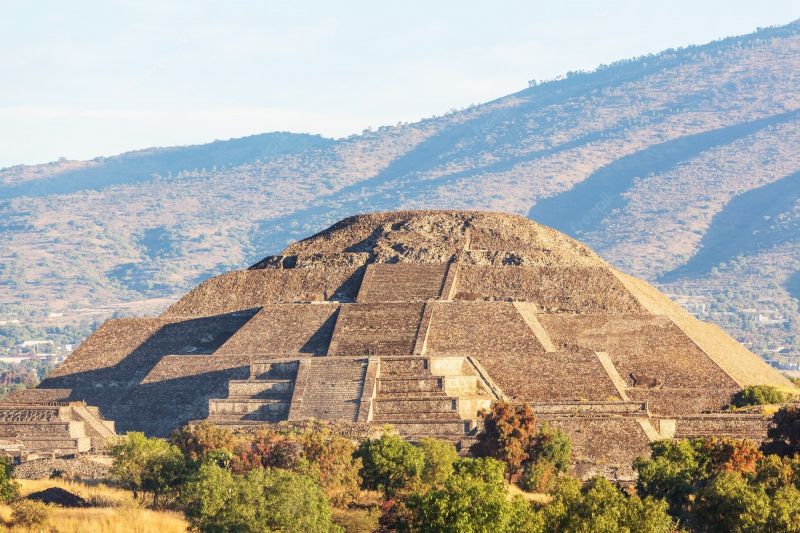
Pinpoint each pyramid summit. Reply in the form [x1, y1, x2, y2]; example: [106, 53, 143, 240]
[2, 211, 795, 479]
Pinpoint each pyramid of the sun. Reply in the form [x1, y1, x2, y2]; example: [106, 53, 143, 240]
[2, 211, 795, 477]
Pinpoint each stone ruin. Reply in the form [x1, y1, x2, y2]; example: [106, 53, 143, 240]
[1, 211, 796, 479]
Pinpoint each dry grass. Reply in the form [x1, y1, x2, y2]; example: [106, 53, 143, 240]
[0, 479, 188, 532]
[506, 483, 551, 504]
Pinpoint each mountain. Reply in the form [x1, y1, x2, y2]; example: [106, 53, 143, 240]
[2, 21, 799, 364]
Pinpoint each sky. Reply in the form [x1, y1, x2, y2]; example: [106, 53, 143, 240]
[1, 1, 799, 168]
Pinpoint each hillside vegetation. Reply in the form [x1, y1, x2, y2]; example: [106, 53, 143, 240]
[1, 21, 799, 363]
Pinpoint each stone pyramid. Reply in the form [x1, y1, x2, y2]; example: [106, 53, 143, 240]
[3, 211, 795, 477]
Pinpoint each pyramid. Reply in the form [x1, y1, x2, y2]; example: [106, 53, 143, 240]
[3, 211, 795, 478]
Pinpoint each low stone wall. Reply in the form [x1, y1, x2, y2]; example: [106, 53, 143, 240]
[14, 457, 111, 480]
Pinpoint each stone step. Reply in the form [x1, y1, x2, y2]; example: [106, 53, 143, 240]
[373, 411, 463, 422]
[250, 361, 299, 380]
[385, 420, 471, 437]
[205, 412, 287, 424]
[11, 436, 91, 453]
[208, 398, 290, 417]
[228, 379, 294, 398]
[378, 377, 443, 394]
[373, 397, 457, 414]
[379, 357, 429, 375]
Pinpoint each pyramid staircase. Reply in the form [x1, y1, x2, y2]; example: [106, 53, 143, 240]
[0, 403, 116, 459]
[371, 356, 493, 441]
[206, 360, 298, 426]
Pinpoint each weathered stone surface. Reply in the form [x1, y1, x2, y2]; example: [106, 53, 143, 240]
[3, 211, 795, 477]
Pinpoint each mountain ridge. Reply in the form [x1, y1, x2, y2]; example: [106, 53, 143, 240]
[1, 20, 799, 365]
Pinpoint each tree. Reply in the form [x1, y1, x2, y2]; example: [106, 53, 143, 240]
[769, 484, 800, 533]
[470, 402, 538, 481]
[704, 437, 763, 475]
[296, 424, 362, 507]
[731, 385, 786, 408]
[694, 472, 770, 533]
[529, 422, 572, 473]
[233, 431, 305, 473]
[406, 457, 541, 533]
[0, 456, 19, 503]
[170, 421, 239, 462]
[182, 463, 341, 533]
[418, 437, 458, 487]
[355, 432, 423, 496]
[542, 476, 675, 533]
[633, 439, 708, 516]
[109, 432, 187, 506]
[766, 404, 800, 456]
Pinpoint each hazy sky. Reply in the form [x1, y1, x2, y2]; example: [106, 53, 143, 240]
[1, 1, 799, 168]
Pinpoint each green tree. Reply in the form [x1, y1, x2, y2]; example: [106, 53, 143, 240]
[542, 476, 674, 533]
[769, 484, 800, 533]
[109, 432, 187, 506]
[694, 471, 770, 533]
[418, 438, 458, 487]
[355, 432, 423, 496]
[634, 439, 709, 515]
[407, 457, 540, 533]
[0, 456, 19, 503]
[731, 385, 786, 408]
[529, 422, 572, 473]
[766, 404, 800, 456]
[182, 463, 340, 533]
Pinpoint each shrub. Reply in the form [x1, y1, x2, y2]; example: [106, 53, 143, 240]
[355, 432, 423, 496]
[704, 437, 763, 475]
[110, 432, 188, 506]
[171, 421, 239, 461]
[542, 476, 675, 533]
[529, 422, 572, 473]
[183, 463, 341, 533]
[519, 459, 558, 493]
[694, 471, 770, 533]
[12, 499, 50, 527]
[470, 402, 538, 481]
[770, 484, 800, 533]
[633, 439, 709, 516]
[731, 385, 787, 407]
[234, 432, 305, 473]
[418, 437, 458, 487]
[766, 404, 800, 456]
[296, 425, 362, 507]
[0, 455, 19, 503]
[406, 457, 540, 533]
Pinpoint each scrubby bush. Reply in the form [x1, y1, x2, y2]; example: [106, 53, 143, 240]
[766, 404, 800, 456]
[470, 402, 538, 480]
[110, 432, 187, 506]
[11, 499, 50, 527]
[406, 457, 540, 533]
[519, 459, 558, 493]
[529, 422, 572, 474]
[0, 455, 19, 503]
[694, 471, 770, 533]
[295, 424, 363, 507]
[183, 462, 341, 533]
[355, 432, 424, 496]
[731, 385, 786, 407]
[418, 437, 458, 487]
[542, 476, 675, 533]
[171, 421, 239, 461]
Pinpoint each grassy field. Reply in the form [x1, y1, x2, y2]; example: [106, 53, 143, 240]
[0, 479, 188, 532]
